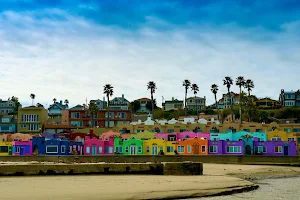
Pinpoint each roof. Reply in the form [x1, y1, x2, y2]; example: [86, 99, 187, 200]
[165, 99, 184, 103]
[255, 98, 278, 102]
[137, 98, 151, 101]
[70, 105, 85, 110]
[48, 102, 67, 110]
[187, 96, 205, 100]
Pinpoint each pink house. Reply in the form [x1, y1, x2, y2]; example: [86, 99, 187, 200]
[12, 141, 32, 156]
[155, 133, 177, 141]
[84, 136, 114, 156]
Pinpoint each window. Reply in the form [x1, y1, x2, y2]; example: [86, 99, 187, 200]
[226, 146, 241, 153]
[201, 146, 206, 152]
[256, 129, 262, 132]
[271, 137, 282, 141]
[138, 146, 142, 153]
[16, 146, 20, 153]
[275, 146, 282, 153]
[98, 146, 103, 154]
[46, 146, 58, 153]
[22, 114, 38, 122]
[125, 146, 129, 153]
[293, 129, 300, 133]
[167, 129, 174, 133]
[146, 146, 150, 152]
[284, 128, 291, 133]
[298, 138, 300, 144]
[180, 129, 186, 132]
[86, 146, 90, 154]
[61, 146, 66, 153]
[255, 146, 266, 153]
[167, 146, 174, 152]
[288, 137, 295, 142]
[187, 146, 192, 153]
[28, 124, 39, 131]
[116, 146, 122, 153]
[71, 112, 80, 118]
[209, 146, 218, 153]
[1, 126, 9, 131]
[160, 146, 163, 152]
[0, 146, 8, 152]
[107, 147, 113, 154]
[20, 124, 26, 128]
[177, 146, 184, 153]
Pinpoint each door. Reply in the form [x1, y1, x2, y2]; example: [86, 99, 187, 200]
[192, 143, 200, 154]
[245, 145, 251, 155]
[284, 145, 289, 156]
[20, 147, 24, 156]
[92, 146, 97, 155]
[130, 145, 136, 155]
[152, 145, 158, 155]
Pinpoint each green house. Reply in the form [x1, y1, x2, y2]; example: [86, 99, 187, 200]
[114, 137, 143, 155]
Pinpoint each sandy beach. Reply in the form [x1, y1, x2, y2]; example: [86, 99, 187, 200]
[1, 163, 300, 200]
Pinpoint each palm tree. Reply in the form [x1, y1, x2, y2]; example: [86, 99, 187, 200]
[103, 84, 114, 127]
[147, 81, 157, 120]
[88, 102, 99, 126]
[211, 84, 219, 121]
[236, 76, 246, 124]
[64, 99, 69, 108]
[30, 94, 35, 106]
[191, 83, 199, 115]
[53, 98, 57, 104]
[182, 79, 191, 116]
[245, 79, 254, 96]
[223, 76, 233, 120]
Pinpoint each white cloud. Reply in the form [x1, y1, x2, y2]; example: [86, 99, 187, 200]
[0, 10, 300, 108]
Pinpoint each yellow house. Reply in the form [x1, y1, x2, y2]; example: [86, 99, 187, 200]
[18, 106, 48, 133]
[144, 139, 175, 155]
[267, 129, 296, 142]
[0, 142, 13, 156]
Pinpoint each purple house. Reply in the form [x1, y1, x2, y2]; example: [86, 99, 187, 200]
[209, 140, 244, 155]
[253, 141, 297, 156]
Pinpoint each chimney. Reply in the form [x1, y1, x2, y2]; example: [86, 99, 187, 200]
[60, 100, 62, 105]
[122, 94, 124, 102]
[103, 97, 105, 102]
[172, 97, 174, 101]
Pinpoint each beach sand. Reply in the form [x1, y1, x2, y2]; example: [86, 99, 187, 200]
[1, 163, 300, 200]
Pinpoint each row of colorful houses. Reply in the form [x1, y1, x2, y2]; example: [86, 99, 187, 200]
[0, 129, 297, 156]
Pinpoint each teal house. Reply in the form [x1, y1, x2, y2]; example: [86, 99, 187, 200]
[114, 137, 143, 155]
[0, 115, 17, 133]
[210, 131, 233, 141]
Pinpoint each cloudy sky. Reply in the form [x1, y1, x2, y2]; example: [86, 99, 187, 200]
[1, 0, 300, 108]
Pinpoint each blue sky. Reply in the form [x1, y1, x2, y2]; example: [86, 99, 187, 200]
[1, 0, 300, 107]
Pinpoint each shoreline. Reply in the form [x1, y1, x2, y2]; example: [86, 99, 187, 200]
[1, 163, 300, 199]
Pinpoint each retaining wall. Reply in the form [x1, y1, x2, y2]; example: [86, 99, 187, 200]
[0, 155, 299, 165]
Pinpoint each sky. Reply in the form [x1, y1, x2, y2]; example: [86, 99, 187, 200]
[1, 0, 300, 108]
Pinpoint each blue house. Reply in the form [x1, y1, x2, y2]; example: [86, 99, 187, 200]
[32, 137, 69, 155]
[0, 115, 17, 133]
[48, 100, 68, 118]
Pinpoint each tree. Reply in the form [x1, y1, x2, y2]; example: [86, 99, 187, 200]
[211, 84, 219, 121]
[53, 98, 57, 104]
[30, 94, 35, 106]
[223, 76, 233, 107]
[103, 84, 114, 127]
[245, 79, 254, 96]
[182, 79, 191, 116]
[88, 101, 98, 119]
[236, 76, 246, 124]
[36, 103, 44, 108]
[191, 83, 199, 115]
[221, 108, 232, 123]
[10, 96, 22, 114]
[64, 99, 69, 107]
[147, 81, 157, 119]
[146, 99, 157, 111]
[130, 100, 141, 113]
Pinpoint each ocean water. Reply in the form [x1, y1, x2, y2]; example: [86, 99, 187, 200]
[190, 177, 300, 200]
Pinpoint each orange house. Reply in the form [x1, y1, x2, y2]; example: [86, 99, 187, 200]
[175, 138, 208, 155]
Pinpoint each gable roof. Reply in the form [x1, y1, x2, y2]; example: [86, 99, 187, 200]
[48, 102, 67, 110]
[137, 98, 151, 101]
[70, 105, 85, 110]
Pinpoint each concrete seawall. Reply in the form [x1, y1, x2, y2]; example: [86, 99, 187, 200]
[0, 155, 299, 165]
[0, 162, 203, 176]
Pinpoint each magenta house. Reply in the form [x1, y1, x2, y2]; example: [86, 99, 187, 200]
[209, 140, 244, 155]
[12, 141, 32, 156]
[155, 133, 177, 141]
[177, 132, 210, 141]
[84, 136, 114, 156]
[253, 141, 297, 156]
